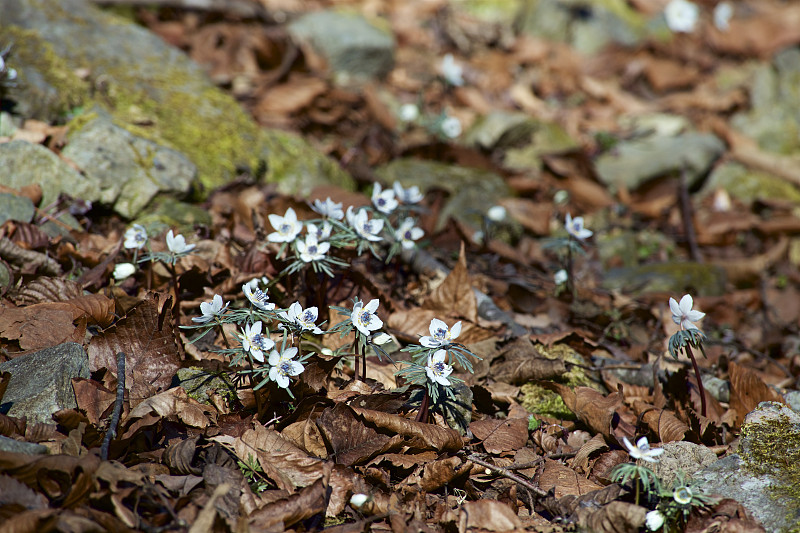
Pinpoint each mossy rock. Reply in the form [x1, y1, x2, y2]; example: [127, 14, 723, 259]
[135, 197, 213, 234]
[2, 0, 354, 201]
[701, 162, 800, 206]
[175, 367, 236, 406]
[602, 261, 727, 297]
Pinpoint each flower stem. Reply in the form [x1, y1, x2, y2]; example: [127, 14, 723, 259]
[684, 344, 707, 418]
[566, 236, 575, 299]
[415, 388, 431, 423]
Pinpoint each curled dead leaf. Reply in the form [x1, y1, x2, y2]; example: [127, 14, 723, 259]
[351, 405, 463, 452]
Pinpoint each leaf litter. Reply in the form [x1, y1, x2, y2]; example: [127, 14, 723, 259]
[0, 0, 795, 531]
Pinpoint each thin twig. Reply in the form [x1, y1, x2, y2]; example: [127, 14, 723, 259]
[101, 351, 126, 461]
[679, 167, 702, 262]
[505, 452, 577, 471]
[462, 453, 548, 498]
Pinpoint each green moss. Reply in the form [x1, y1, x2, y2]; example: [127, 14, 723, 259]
[520, 343, 596, 421]
[740, 410, 800, 531]
[104, 79, 264, 195]
[0, 26, 91, 119]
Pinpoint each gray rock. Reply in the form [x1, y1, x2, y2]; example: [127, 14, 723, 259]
[0, 140, 100, 209]
[694, 402, 800, 532]
[785, 390, 800, 412]
[1, 0, 354, 196]
[0, 192, 35, 225]
[0, 342, 90, 425]
[601, 261, 727, 296]
[516, 0, 646, 55]
[288, 11, 395, 81]
[645, 441, 717, 488]
[731, 48, 800, 155]
[375, 158, 510, 231]
[700, 162, 800, 206]
[595, 133, 725, 191]
[702, 375, 730, 403]
[465, 111, 578, 173]
[0, 435, 48, 455]
[62, 112, 196, 217]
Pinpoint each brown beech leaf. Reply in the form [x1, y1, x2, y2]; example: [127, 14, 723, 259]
[549, 484, 626, 518]
[469, 417, 529, 454]
[632, 400, 688, 443]
[424, 242, 478, 322]
[441, 499, 523, 532]
[164, 435, 202, 476]
[248, 462, 332, 530]
[540, 383, 630, 441]
[72, 377, 116, 426]
[10, 277, 82, 305]
[125, 387, 214, 429]
[88, 293, 183, 407]
[572, 433, 609, 472]
[351, 406, 463, 452]
[538, 459, 604, 498]
[417, 456, 469, 492]
[317, 403, 395, 467]
[729, 361, 786, 425]
[573, 501, 646, 533]
[0, 304, 86, 351]
[0, 474, 48, 510]
[235, 424, 324, 492]
[0, 453, 101, 508]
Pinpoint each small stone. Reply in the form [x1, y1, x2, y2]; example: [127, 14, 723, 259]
[0, 342, 90, 425]
[0, 435, 48, 455]
[595, 132, 725, 191]
[645, 441, 717, 488]
[0, 192, 34, 225]
[288, 11, 395, 80]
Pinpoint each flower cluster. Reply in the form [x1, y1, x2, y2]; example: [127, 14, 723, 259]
[396, 317, 478, 405]
[268, 181, 426, 278]
[0, 44, 17, 89]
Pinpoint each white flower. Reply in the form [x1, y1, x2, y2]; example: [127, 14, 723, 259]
[282, 302, 323, 334]
[123, 224, 147, 249]
[241, 321, 275, 363]
[351, 298, 383, 337]
[673, 486, 693, 505]
[268, 347, 304, 388]
[166, 230, 196, 254]
[645, 510, 666, 531]
[554, 269, 568, 286]
[393, 182, 424, 204]
[349, 493, 370, 508]
[267, 207, 303, 243]
[243, 281, 275, 311]
[399, 104, 419, 122]
[346, 207, 384, 242]
[426, 349, 453, 386]
[441, 116, 462, 138]
[307, 221, 332, 241]
[441, 53, 464, 86]
[487, 205, 507, 222]
[565, 213, 592, 240]
[664, 0, 699, 33]
[622, 436, 664, 463]
[311, 198, 344, 220]
[113, 262, 136, 281]
[192, 294, 228, 324]
[371, 332, 393, 345]
[420, 318, 462, 348]
[371, 183, 398, 214]
[669, 294, 705, 330]
[713, 2, 732, 31]
[396, 218, 424, 249]
[296, 233, 330, 263]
